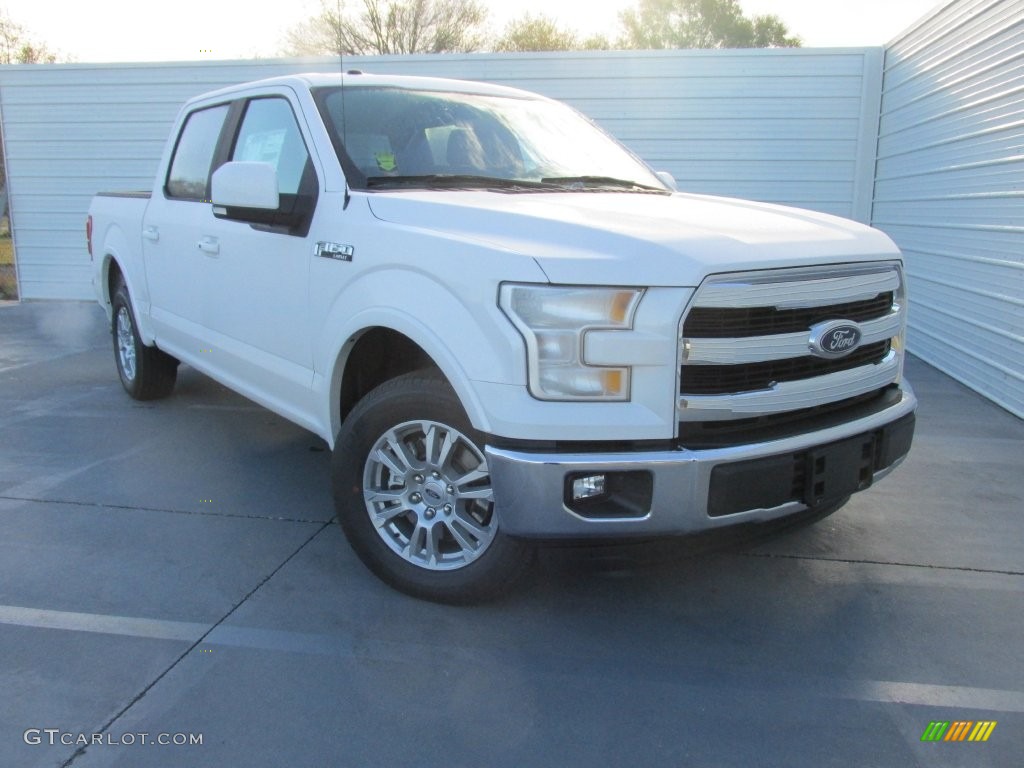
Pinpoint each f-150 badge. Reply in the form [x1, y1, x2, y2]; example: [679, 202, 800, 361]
[315, 242, 354, 262]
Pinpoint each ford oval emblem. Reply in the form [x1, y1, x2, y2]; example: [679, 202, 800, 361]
[808, 320, 863, 359]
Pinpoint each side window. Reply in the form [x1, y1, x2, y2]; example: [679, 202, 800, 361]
[165, 104, 229, 200]
[231, 98, 311, 196]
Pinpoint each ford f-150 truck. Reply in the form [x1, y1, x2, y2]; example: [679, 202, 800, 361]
[88, 73, 916, 603]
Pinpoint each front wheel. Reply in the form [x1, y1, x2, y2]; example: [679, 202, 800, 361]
[332, 372, 530, 603]
[111, 282, 178, 400]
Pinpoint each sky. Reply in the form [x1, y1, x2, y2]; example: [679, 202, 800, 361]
[1, 0, 944, 63]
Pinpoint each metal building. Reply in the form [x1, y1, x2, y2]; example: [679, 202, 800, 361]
[873, 0, 1024, 418]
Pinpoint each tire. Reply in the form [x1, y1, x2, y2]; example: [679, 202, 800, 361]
[111, 282, 178, 400]
[332, 371, 531, 604]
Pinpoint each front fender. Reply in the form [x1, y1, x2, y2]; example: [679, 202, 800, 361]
[313, 269, 530, 446]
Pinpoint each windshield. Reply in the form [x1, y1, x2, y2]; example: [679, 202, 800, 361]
[314, 86, 669, 193]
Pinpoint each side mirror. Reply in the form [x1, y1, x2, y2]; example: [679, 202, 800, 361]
[212, 162, 280, 210]
[655, 171, 678, 192]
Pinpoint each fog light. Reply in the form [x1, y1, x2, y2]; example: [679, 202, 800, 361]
[564, 471, 654, 519]
[572, 474, 606, 501]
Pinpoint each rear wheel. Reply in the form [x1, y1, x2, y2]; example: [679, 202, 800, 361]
[111, 282, 178, 400]
[332, 372, 530, 603]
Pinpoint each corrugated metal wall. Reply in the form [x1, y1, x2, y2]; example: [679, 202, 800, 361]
[0, 48, 883, 300]
[873, 0, 1024, 418]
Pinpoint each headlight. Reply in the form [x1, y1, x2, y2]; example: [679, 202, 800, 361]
[500, 284, 644, 401]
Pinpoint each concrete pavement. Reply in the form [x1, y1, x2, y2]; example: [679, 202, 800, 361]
[1, 300, 1021, 767]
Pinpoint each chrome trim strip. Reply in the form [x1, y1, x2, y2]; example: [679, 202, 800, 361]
[683, 310, 902, 365]
[693, 270, 900, 310]
[678, 352, 901, 421]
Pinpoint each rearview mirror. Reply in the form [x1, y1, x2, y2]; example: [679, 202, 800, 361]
[212, 161, 280, 210]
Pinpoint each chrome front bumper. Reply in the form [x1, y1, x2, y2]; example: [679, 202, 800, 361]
[486, 383, 916, 538]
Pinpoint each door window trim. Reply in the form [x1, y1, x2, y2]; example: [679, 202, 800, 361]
[163, 101, 234, 202]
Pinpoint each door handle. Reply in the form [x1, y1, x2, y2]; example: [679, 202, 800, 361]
[198, 236, 220, 256]
[143, 226, 159, 242]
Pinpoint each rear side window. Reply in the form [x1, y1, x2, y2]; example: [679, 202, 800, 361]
[231, 98, 311, 196]
[165, 104, 229, 200]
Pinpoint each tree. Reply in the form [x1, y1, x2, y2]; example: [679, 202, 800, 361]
[283, 0, 488, 56]
[0, 11, 57, 63]
[495, 14, 581, 52]
[580, 34, 614, 51]
[619, 0, 800, 49]
[751, 14, 800, 48]
[493, 14, 616, 52]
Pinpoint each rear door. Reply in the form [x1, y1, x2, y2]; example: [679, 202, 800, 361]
[142, 103, 231, 351]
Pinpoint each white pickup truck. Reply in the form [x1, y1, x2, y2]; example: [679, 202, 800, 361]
[88, 73, 916, 602]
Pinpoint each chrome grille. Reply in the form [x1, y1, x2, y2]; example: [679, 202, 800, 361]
[683, 292, 893, 338]
[682, 341, 891, 395]
[678, 264, 906, 422]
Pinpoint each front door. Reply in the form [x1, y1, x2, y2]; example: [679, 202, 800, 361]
[201, 94, 322, 420]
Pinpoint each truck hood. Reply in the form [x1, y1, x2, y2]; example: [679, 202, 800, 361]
[366, 191, 900, 286]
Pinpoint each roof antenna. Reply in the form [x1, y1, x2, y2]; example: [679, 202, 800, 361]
[338, 0, 351, 209]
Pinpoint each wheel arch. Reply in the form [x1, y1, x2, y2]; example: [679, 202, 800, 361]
[339, 326, 435, 420]
[104, 257, 124, 308]
[323, 318, 494, 449]
[98, 223, 156, 345]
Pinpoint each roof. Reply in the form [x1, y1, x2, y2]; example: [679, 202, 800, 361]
[190, 72, 546, 105]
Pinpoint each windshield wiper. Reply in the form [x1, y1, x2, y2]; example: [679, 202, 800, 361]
[541, 175, 668, 193]
[366, 175, 559, 192]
